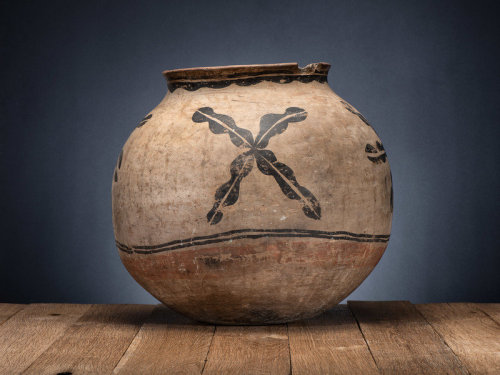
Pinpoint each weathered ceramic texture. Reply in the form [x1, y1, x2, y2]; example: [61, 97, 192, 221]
[112, 63, 392, 324]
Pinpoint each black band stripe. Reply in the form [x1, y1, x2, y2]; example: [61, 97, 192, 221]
[167, 75, 328, 92]
[116, 229, 390, 255]
[121, 229, 390, 250]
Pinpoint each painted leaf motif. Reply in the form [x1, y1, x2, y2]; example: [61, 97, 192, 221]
[366, 141, 387, 164]
[255, 107, 307, 148]
[365, 143, 377, 153]
[367, 154, 387, 164]
[192, 107, 254, 148]
[255, 150, 321, 220]
[207, 151, 255, 225]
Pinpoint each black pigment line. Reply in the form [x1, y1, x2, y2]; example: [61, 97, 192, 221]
[119, 231, 390, 251]
[341, 100, 371, 127]
[117, 234, 388, 254]
[122, 228, 390, 250]
[115, 229, 390, 254]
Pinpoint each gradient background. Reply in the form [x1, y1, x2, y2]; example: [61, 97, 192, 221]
[1, 0, 499, 304]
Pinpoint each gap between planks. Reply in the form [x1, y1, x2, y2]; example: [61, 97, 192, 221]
[476, 303, 500, 324]
[0, 304, 91, 374]
[288, 304, 379, 375]
[200, 325, 217, 374]
[201, 323, 290, 375]
[113, 305, 215, 375]
[1, 302, 498, 375]
[114, 307, 290, 375]
[22, 304, 155, 375]
[416, 303, 500, 375]
[286, 323, 293, 375]
[0, 303, 26, 326]
[348, 300, 469, 375]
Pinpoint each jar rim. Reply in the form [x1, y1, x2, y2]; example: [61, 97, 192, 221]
[163, 62, 330, 82]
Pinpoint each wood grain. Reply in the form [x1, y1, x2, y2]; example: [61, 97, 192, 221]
[22, 304, 154, 375]
[202, 324, 290, 375]
[349, 301, 468, 374]
[417, 303, 500, 374]
[476, 303, 500, 324]
[113, 306, 214, 374]
[0, 302, 497, 374]
[0, 303, 25, 325]
[288, 304, 378, 374]
[0, 303, 90, 374]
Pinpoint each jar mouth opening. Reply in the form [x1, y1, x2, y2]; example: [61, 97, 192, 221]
[163, 62, 330, 82]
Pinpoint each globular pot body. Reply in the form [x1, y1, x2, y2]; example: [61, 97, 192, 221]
[112, 63, 392, 324]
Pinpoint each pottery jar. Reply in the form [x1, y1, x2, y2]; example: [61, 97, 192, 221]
[112, 63, 392, 324]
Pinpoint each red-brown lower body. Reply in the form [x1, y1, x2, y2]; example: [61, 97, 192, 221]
[119, 238, 386, 324]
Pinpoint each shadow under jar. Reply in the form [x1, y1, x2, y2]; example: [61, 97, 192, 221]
[112, 62, 392, 324]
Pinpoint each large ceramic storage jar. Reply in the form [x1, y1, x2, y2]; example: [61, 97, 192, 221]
[112, 63, 392, 324]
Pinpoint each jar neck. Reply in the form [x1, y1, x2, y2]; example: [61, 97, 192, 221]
[163, 62, 330, 93]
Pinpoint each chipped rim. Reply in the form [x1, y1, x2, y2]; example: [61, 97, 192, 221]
[163, 62, 331, 83]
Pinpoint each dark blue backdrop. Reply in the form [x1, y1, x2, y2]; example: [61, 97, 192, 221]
[1, 0, 499, 303]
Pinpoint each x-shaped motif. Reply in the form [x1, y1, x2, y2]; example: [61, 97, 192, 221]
[193, 107, 321, 225]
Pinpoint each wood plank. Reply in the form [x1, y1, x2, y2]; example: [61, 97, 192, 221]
[113, 306, 215, 374]
[22, 304, 154, 375]
[0, 303, 25, 325]
[0, 303, 90, 374]
[417, 303, 500, 375]
[202, 324, 290, 375]
[288, 305, 378, 374]
[349, 301, 468, 374]
[476, 303, 500, 324]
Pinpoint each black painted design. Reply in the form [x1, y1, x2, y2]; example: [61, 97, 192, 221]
[137, 113, 152, 128]
[365, 141, 387, 164]
[192, 108, 253, 148]
[389, 170, 393, 213]
[118, 149, 123, 168]
[256, 150, 321, 220]
[168, 74, 327, 92]
[113, 149, 124, 183]
[116, 228, 390, 254]
[207, 151, 255, 224]
[255, 108, 307, 148]
[341, 100, 371, 126]
[115, 112, 153, 182]
[193, 107, 321, 224]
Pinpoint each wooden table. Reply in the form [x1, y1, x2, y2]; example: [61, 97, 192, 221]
[0, 301, 498, 374]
